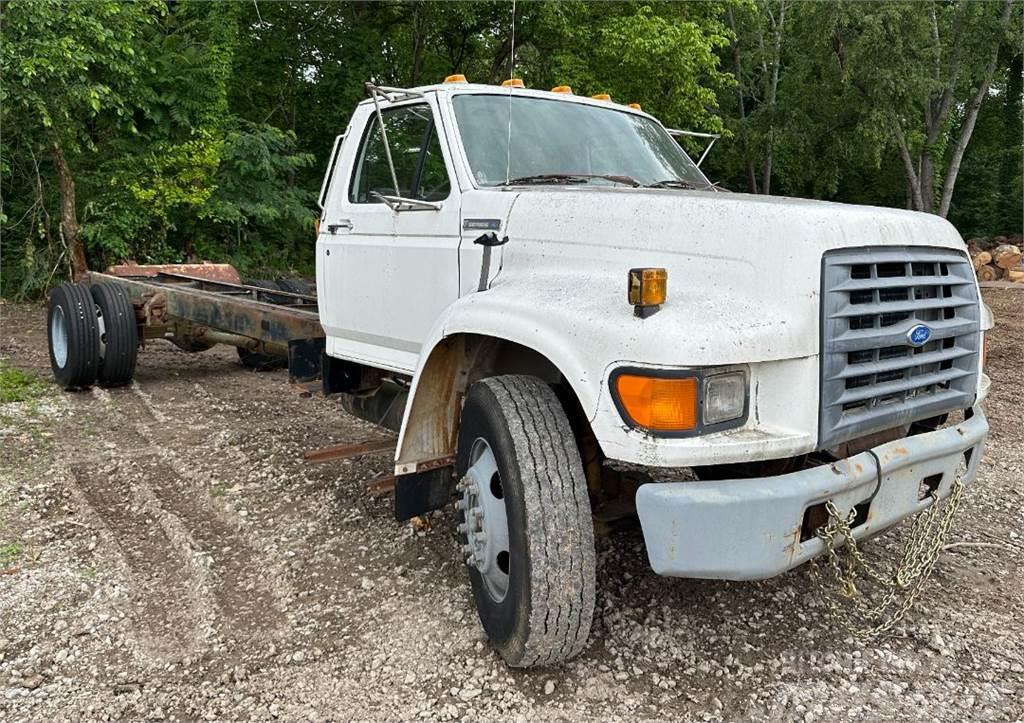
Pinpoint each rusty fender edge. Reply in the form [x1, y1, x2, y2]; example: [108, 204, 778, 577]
[635, 408, 989, 581]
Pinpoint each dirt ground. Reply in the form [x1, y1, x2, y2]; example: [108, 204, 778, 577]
[1, 289, 1022, 722]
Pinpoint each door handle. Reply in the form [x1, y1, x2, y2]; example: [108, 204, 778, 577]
[328, 219, 353, 233]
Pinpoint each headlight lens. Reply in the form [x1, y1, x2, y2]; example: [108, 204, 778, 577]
[703, 372, 746, 425]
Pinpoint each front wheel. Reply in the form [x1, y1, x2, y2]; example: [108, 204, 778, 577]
[456, 375, 596, 667]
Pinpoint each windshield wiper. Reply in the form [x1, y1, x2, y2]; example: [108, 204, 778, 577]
[502, 173, 640, 187]
[645, 178, 708, 190]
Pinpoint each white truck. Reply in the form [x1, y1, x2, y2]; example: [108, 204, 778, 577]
[47, 77, 991, 669]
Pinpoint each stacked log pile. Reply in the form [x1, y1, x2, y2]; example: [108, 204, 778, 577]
[968, 236, 1024, 283]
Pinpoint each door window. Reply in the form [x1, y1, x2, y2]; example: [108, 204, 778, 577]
[349, 104, 451, 203]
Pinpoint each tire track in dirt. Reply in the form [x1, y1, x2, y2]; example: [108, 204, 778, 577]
[69, 382, 291, 658]
[68, 461, 209, 662]
[129, 454, 287, 643]
[127, 382, 292, 637]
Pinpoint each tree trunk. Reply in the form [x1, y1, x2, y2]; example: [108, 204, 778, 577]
[726, 7, 760, 194]
[410, 4, 430, 85]
[761, 0, 786, 196]
[999, 52, 1023, 226]
[51, 144, 87, 279]
[895, 128, 924, 211]
[919, 151, 935, 213]
[938, 0, 1012, 217]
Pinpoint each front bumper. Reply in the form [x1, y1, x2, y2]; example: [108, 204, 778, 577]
[635, 407, 989, 581]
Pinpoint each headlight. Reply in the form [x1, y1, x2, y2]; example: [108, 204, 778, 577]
[703, 372, 746, 425]
[610, 368, 748, 435]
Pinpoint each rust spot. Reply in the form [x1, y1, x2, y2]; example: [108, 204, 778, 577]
[106, 261, 242, 285]
[304, 438, 395, 464]
[784, 522, 803, 562]
[892, 446, 909, 457]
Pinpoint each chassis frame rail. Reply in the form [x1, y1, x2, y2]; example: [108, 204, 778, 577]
[85, 269, 325, 381]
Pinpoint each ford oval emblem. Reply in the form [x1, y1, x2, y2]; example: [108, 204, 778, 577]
[907, 323, 931, 347]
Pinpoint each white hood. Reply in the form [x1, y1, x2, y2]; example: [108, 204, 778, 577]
[495, 187, 968, 365]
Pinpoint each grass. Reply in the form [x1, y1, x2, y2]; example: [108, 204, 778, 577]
[0, 361, 48, 404]
[0, 541, 25, 568]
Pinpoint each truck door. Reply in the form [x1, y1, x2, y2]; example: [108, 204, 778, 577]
[320, 100, 460, 374]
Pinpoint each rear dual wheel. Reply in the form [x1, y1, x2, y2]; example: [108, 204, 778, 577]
[456, 375, 596, 668]
[91, 282, 138, 386]
[48, 283, 100, 389]
[47, 282, 138, 389]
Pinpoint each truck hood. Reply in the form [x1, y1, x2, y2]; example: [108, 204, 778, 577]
[492, 187, 970, 365]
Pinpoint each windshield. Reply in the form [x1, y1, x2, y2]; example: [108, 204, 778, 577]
[451, 94, 710, 188]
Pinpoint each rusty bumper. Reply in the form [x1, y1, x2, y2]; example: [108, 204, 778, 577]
[635, 406, 988, 581]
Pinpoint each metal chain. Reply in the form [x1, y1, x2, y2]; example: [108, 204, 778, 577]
[809, 466, 966, 640]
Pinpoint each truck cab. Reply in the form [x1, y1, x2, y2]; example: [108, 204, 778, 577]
[314, 78, 991, 668]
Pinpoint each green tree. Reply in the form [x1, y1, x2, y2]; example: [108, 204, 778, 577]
[1, 0, 163, 278]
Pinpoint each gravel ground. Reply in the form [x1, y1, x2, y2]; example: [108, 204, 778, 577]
[0, 289, 1021, 722]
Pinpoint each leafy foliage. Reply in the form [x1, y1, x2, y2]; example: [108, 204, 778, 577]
[1, 0, 1021, 299]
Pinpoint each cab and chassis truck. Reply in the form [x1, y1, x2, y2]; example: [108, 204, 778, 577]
[45, 78, 992, 668]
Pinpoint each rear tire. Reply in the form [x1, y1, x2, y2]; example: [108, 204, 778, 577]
[274, 278, 313, 298]
[456, 375, 596, 668]
[47, 283, 100, 390]
[90, 283, 138, 386]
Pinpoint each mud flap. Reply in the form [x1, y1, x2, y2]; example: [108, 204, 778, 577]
[288, 337, 325, 383]
[394, 467, 454, 522]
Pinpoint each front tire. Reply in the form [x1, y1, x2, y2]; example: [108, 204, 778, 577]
[456, 375, 596, 667]
[47, 282, 100, 390]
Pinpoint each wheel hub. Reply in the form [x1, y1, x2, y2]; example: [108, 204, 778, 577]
[456, 438, 510, 602]
[50, 305, 68, 369]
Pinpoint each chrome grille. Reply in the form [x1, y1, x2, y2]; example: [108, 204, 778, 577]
[819, 247, 980, 449]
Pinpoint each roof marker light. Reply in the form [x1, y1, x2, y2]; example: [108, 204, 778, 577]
[628, 102, 642, 110]
[592, 93, 611, 101]
[444, 74, 468, 84]
[551, 85, 573, 94]
[501, 78, 525, 88]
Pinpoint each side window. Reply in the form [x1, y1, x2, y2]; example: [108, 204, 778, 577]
[349, 104, 451, 204]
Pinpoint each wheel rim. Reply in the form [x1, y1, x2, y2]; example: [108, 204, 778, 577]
[51, 305, 68, 368]
[95, 304, 107, 362]
[457, 438, 511, 603]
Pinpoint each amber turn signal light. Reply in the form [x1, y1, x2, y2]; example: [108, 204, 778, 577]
[628, 267, 667, 317]
[614, 374, 698, 432]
